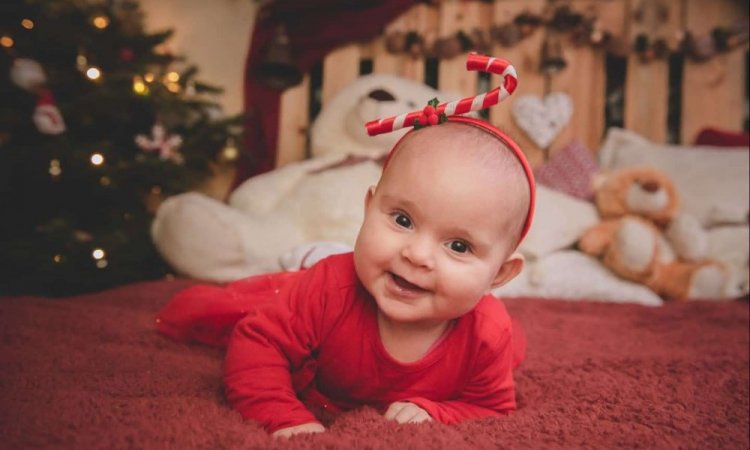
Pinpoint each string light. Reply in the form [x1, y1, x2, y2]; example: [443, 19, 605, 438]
[166, 82, 180, 93]
[92, 15, 110, 29]
[99, 176, 111, 186]
[96, 259, 108, 269]
[0, 35, 14, 48]
[53, 254, 63, 263]
[76, 49, 88, 72]
[92, 248, 105, 260]
[90, 153, 104, 166]
[86, 66, 101, 81]
[133, 76, 148, 95]
[166, 71, 180, 82]
[220, 137, 239, 162]
[21, 19, 34, 29]
[143, 73, 155, 83]
[49, 159, 62, 177]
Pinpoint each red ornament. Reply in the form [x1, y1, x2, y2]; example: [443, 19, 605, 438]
[119, 48, 135, 62]
[428, 114, 439, 126]
[423, 105, 435, 116]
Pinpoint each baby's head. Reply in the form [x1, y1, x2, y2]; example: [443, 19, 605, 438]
[354, 118, 534, 326]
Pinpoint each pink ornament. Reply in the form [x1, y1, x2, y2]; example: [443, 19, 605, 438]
[135, 124, 184, 164]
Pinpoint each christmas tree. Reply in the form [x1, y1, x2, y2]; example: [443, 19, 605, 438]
[0, 0, 242, 296]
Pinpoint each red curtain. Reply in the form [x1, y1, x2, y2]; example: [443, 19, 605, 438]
[236, 0, 419, 188]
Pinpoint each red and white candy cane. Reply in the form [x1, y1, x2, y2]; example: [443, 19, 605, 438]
[365, 53, 518, 136]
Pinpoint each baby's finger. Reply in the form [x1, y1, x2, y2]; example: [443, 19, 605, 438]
[393, 404, 421, 424]
[384, 402, 408, 420]
[407, 409, 432, 423]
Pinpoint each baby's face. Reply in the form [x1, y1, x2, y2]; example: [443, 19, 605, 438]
[353, 125, 526, 327]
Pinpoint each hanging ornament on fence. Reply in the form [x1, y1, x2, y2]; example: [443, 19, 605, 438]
[539, 33, 567, 74]
[255, 25, 302, 90]
[135, 124, 184, 164]
[512, 92, 573, 151]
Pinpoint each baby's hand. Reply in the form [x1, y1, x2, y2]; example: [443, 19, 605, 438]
[271, 422, 325, 439]
[384, 401, 432, 424]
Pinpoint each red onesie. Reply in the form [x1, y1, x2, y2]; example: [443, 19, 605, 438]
[156, 252, 525, 433]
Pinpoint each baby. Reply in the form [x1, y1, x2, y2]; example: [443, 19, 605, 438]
[219, 116, 535, 437]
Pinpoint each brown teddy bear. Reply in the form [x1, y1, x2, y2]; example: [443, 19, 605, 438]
[578, 166, 729, 300]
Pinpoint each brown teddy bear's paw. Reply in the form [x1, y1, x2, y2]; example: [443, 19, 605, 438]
[687, 262, 729, 299]
[613, 217, 657, 273]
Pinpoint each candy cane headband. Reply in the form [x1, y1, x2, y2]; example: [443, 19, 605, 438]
[365, 53, 535, 245]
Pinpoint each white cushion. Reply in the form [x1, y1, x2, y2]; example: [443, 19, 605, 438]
[598, 128, 749, 227]
[706, 225, 749, 298]
[493, 250, 663, 306]
[519, 185, 599, 260]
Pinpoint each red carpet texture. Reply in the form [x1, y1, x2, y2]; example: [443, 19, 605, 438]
[1, 279, 748, 450]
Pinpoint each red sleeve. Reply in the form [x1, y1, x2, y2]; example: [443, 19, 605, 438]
[403, 326, 516, 424]
[223, 260, 338, 433]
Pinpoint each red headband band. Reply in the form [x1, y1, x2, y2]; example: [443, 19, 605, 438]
[365, 53, 535, 245]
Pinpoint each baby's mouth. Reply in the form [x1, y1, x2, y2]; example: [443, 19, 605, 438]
[388, 272, 428, 293]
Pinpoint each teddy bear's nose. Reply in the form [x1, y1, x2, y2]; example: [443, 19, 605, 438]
[639, 180, 660, 193]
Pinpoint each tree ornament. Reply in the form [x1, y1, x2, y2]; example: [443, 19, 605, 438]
[76, 48, 88, 72]
[135, 124, 184, 164]
[119, 48, 135, 62]
[10, 58, 46, 92]
[48, 159, 62, 178]
[144, 185, 165, 214]
[34, 91, 66, 135]
[219, 137, 239, 162]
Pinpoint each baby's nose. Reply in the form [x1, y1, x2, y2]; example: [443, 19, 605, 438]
[401, 237, 435, 269]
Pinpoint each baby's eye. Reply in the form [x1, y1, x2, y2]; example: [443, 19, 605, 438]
[449, 240, 470, 254]
[392, 213, 412, 229]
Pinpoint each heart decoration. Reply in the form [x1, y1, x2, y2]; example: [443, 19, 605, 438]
[511, 92, 573, 149]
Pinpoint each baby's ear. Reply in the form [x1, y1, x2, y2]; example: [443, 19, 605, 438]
[491, 252, 524, 289]
[364, 185, 376, 210]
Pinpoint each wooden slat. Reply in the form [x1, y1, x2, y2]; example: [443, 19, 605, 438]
[624, 0, 683, 143]
[681, 0, 746, 143]
[276, 74, 310, 167]
[550, 0, 626, 155]
[372, 4, 437, 83]
[490, 0, 548, 168]
[437, 0, 481, 97]
[321, 44, 361, 106]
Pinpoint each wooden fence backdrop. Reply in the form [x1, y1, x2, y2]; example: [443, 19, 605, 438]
[276, 0, 748, 168]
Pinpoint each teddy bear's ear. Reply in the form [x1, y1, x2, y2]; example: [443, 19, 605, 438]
[591, 171, 609, 192]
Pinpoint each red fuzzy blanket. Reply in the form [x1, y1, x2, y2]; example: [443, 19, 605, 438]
[1, 280, 747, 449]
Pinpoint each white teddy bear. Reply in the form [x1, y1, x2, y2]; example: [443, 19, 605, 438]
[151, 74, 462, 282]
